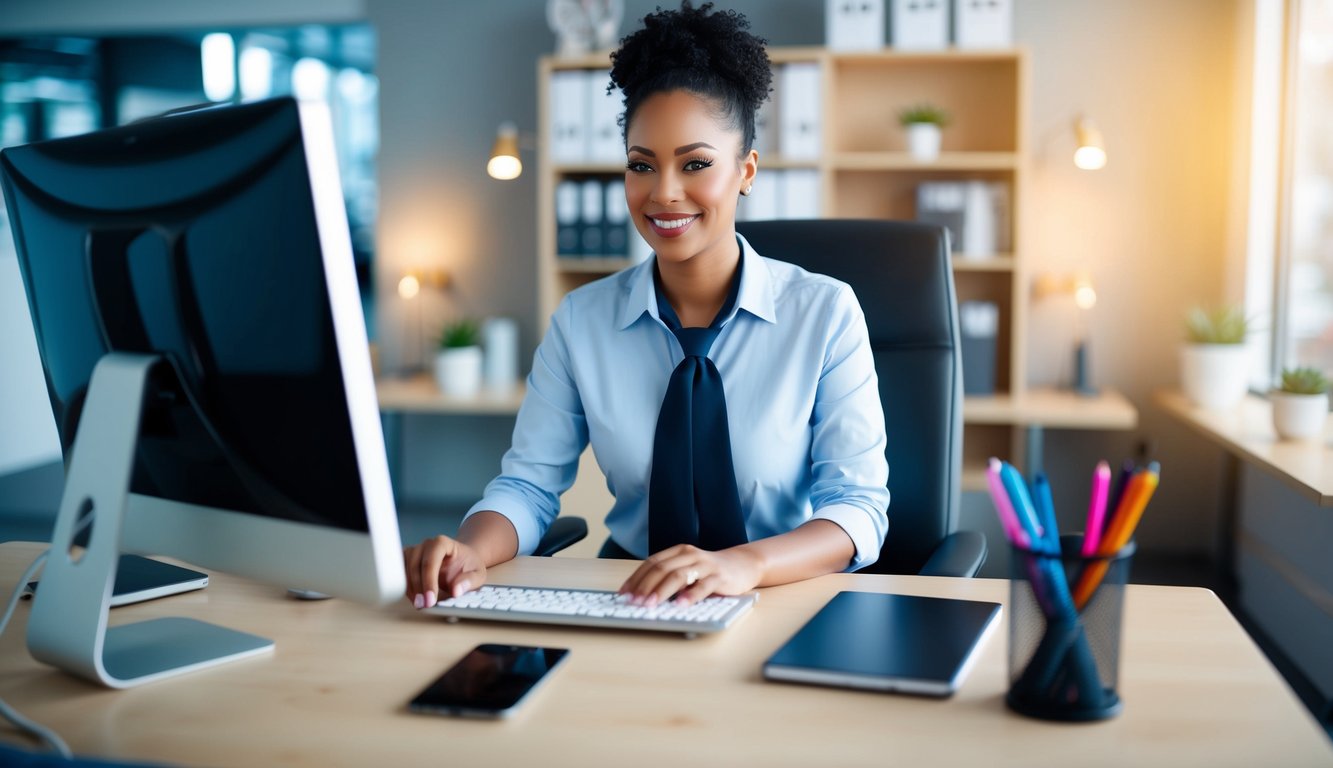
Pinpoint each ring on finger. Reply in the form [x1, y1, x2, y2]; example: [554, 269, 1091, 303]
[685, 569, 700, 586]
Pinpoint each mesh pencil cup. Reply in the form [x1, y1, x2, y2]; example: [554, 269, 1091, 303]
[1006, 534, 1136, 722]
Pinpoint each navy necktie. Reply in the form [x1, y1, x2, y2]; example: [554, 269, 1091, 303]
[648, 262, 748, 554]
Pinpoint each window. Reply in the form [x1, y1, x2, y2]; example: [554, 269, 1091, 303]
[0, 26, 379, 336]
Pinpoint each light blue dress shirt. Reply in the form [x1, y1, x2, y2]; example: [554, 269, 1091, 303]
[467, 235, 890, 570]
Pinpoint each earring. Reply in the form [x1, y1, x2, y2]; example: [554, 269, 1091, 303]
[741, 185, 753, 196]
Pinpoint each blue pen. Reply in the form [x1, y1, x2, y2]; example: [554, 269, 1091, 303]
[1031, 473, 1060, 551]
[999, 462, 1049, 554]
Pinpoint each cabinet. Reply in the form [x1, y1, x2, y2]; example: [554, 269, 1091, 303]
[536, 47, 1133, 488]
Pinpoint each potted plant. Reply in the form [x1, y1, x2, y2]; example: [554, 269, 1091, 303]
[1271, 366, 1329, 440]
[1180, 305, 1250, 410]
[898, 103, 949, 161]
[434, 318, 483, 398]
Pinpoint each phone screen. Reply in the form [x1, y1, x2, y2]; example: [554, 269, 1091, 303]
[408, 644, 570, 718]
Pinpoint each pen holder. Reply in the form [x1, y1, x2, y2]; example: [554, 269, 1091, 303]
[1006, 534, 1135, 722]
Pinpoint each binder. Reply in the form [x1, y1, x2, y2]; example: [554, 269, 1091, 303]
[916, 181, 1010, 257]
[891, 0, 949, 50]
[827, 0, 885, 51]
[780, 169, 821, 219]
[737, 170, 780, 222]
[778, 63, 822, 161]
[586, 69, 623, 164]
[959, 301, 999, 395]
[954, 0, 1012, 48]
[549, 70, 588, 164]
[915, 181, 966, 255]
[753, 89, 780, 158]
[556, 180, 581, 257]
[603, 179, 629, 258]
[579, 178, 605, 256]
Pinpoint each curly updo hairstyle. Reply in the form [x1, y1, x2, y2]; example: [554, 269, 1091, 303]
[609, 1, 772, 155]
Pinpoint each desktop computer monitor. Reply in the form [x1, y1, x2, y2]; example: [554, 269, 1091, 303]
[0, 97, 405, 687]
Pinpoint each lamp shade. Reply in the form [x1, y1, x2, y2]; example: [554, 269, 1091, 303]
[1073, 116, 1107, 171]
[487, 121, 522, 180]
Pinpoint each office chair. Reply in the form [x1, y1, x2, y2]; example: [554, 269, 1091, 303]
[738, 219, 986, 577]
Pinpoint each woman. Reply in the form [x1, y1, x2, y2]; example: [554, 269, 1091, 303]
[404, 1, 888, 609]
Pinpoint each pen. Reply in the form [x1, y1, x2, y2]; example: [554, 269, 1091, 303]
[1102, 458, 1136, 536]
[986, 458, 1029, 549]
[999, 461, 1047, 553]
[1073, 463, 1161, 609]
[1031, 473, 1060, 551]
[1082, 461, 1111, 556]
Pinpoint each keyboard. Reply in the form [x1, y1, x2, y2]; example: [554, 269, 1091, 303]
[427, 584, 758, 637]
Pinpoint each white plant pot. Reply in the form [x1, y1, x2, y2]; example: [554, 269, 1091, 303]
[1270, 391, 1328, 441]
[434, 346, 483, 398]
[1180, 344, 1249, 410]
[906, 123, 942, 161]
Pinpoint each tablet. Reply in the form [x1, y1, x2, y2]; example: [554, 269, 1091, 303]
[24, 554, 208, 607]
[763, 591, 1001, 697]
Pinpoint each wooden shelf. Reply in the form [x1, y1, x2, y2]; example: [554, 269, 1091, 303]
[952, 255, 1015, 271]
[553, 162, 624, 175]
[963, 388, 1138, 429]
[376, 375, 525, 415]
[557, 257, 637, 273]
[1154, 389, 1333, 507]
[828, 151, 1019, 171]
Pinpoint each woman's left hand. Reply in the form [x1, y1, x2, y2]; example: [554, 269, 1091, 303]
[618, 544, 764, 607]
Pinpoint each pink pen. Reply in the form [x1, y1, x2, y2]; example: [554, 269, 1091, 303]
[1081, 460, 1111, 556]
[986, 458, 1030, 549]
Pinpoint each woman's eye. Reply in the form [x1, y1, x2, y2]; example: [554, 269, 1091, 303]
[684, 159, 713, 172]
[626, 160, 653, 173]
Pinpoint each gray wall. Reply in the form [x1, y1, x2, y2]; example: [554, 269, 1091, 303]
[0, 1, 1244, 567]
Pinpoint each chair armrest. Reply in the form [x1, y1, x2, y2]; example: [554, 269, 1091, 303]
[917, 531, 987, 578]
[531, 516, 589, 557]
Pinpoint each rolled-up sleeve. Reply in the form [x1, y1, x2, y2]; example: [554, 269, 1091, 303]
[465, 297, 589, 555]
[808, 285, 890, 571]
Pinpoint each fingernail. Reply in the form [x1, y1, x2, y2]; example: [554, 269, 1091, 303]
[413, 594, 424, 609]
[645, 594, 659, 608]
[455, 580, 471, 597]
[425, 590, 436, 607]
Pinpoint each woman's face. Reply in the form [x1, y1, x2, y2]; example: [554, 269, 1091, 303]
[624, 90, 757, 268]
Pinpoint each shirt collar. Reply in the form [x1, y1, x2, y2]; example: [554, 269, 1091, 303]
[618, 233, 777, 330]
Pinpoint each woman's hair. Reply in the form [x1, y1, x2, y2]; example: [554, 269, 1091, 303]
[609, 1, 772, 155]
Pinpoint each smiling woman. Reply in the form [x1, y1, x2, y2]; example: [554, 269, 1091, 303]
[403, 2, 890, 619]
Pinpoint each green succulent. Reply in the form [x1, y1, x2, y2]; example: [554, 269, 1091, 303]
[898, 103, 950, 127]
[438, 318, 481, 349]
[1185, 305, 1249, 345]
[1279, 366, 1330, 395]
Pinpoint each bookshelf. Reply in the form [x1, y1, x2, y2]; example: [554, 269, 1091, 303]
[536, 47, 1134, 488]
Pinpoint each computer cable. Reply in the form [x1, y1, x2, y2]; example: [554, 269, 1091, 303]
[0, 511, 94, 759]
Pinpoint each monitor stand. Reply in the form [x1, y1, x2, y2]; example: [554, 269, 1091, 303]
[26, 353, 273, 688]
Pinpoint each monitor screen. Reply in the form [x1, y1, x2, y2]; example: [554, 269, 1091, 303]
[0, 97, 402, 616]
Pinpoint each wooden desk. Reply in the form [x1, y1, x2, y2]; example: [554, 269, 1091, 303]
[1154, 389, 1333, 507]
[2, 544, 1328, 766]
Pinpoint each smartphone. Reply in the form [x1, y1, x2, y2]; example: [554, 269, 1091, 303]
[23, 554, 208, 607]
[408, 644, 570, 719]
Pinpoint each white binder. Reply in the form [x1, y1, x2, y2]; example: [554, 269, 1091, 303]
[604, 179, 629, 257]
[738, 170, 781, 222]
[579, 178, 605, 256]
[753, 91, 780, 158]
[954, 0, 1012, 48]
[586, 69, 623, 164]
[826, 0, 885, 51]
[778, 63, 822, 161]
[556, 180, 582, 256]
[549, 70, 588, 164]
[891, 0, 949, 50]
[780, 169, 821, 219]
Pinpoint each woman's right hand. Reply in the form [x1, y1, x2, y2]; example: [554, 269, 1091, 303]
[403, 535, 488, 609]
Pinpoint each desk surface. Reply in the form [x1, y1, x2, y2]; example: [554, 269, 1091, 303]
[1155, 389, 1333, 507]
[376, 374, 526, 415]
[2, 543, 1328, 767]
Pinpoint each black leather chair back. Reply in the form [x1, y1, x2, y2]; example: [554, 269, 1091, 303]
[737, 220, 963, 575]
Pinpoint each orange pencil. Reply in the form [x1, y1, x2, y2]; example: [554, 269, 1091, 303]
[1073, 466, 1159, 609]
